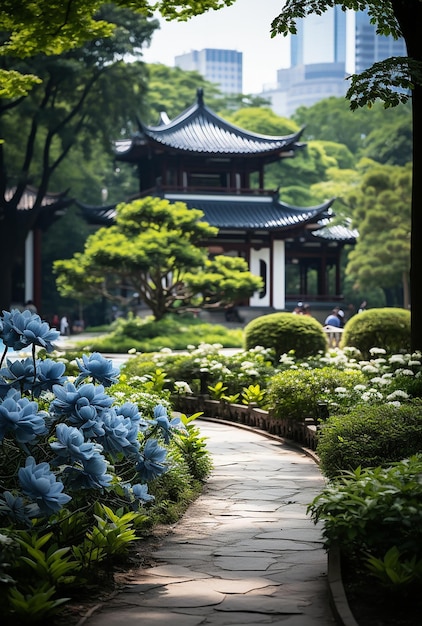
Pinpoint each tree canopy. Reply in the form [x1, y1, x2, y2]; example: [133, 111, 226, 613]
[0, 4, 158, 311]
[53, 197, 262, 320]
[346, 163, 411, 308]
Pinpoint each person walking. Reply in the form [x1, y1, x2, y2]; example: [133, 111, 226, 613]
[60, 315, 70, 336]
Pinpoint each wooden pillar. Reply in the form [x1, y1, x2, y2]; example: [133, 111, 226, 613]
[335, 254, 341, 295]
[319, 248, 327, 296]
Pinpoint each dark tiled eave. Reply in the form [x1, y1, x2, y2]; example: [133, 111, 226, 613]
[164, 193, 334, 231]
[312, 222, 358, 242]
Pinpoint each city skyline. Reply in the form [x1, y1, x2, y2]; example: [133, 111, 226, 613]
[141, 0, 290, 94]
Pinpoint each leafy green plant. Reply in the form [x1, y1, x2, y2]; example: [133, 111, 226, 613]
[308, 455, 422, 562]
[222, 392, 240, 403]
[365, 546, 422, 589]
[316, 403, 422, 478]
[141, 368, 169, 392]
[266, 367, 365, 421]
[8, 583, 69, 622]
[15, 532, 79, 586]
[86, 504, 141, 557]
[207, 381, 228, 399]
[241, 384, 266, 406]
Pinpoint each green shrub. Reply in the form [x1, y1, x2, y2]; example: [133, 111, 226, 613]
[266, 367, 366, 420]
[317, 403, 422, 479]
[80, 315, 243, 353]
[244, 313, 327, 360]
[308, 454, 422, 561]
[341, 308, 410, 357]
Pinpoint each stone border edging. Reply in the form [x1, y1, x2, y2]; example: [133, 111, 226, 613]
[197, 415, 359, 626]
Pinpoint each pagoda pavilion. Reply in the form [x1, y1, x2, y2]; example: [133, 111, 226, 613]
[83, 89, 357, 317]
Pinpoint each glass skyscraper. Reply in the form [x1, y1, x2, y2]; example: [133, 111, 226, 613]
[354, 9, 407, 74]
[261, 8, 407, 117]
[291, 6, 347, 66]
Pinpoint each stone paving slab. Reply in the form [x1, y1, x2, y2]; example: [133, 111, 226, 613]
[81, 420, 336, 626]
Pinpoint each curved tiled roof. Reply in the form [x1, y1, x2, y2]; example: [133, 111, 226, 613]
[313, 224, 358, 241]
[163, 192, 334, 231]
[78, 193, 336, 233]
[312, 220, 358, 242]
[116, 89, 305, 157]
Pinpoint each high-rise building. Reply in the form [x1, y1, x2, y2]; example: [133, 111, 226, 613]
[290, 7, 347, 66]
[354, 9, 407, 74]
[175, 48, 243, 94]
[261, 9, 406, 117]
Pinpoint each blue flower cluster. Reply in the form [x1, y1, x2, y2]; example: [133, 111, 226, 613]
[0, 309, 180, 525]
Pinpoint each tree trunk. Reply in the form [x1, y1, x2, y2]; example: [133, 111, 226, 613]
[402, 270, 410, 311]
[0, 212, 22, 311]
[392, 0, 422, 351]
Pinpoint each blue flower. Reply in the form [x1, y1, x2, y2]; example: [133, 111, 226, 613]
[152, 404, 184, 443]
[132, 483, 154, 503]
[0, 491, 37, 524]
[0, 358, 35, 394]
[153, 404, 168, 420]
[115, 402, 148, 433]
[75, 352, 119, 387]
[136, 439, 168, 481]
[67, 404, 105, 439]
[35, 359, 67, 394]
[96, 408, 139, 457]
[0, 390, 47, 443]
[51, 382, 113, 418]
[18, 456, 71, 515]
[1, 309, 59, 352]
[62, 453, 112, 490]
[50, 423, 104, 464]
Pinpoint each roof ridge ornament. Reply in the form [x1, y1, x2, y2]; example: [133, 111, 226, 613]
[197, 88, 204, 106]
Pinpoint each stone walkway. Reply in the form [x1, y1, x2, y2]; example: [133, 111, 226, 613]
[80, 419, 336, 626]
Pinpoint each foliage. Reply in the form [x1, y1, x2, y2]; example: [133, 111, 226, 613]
[224, 107, 299, 136]
[124, 343, 276, 397]
[241, 384, 266, 406]
[54, 198, 260, 321]
[293, 98, 412, 161]
[308, 454, 422, 562]
[346, 164, 411, 307]
[266, 367, 366, 420]
[316, 403, 422, 479]
[244, 312, 327, 360]
[341, 308, 411, 357]
[0, 309, 211, 621]
[142, 63, 223, 123]
[0, 3, 159, 311]
[174, 412, 212, 482]
[76, 315, 243, 353]
[184, 255, 263, 308]
[365, 546, 422, 589]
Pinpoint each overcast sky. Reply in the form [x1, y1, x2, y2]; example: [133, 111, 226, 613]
[141, 0, 291, 94]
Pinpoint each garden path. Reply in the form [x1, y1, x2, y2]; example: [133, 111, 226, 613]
[79, 419, 336, 626]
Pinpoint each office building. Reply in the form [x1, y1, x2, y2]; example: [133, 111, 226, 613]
[261, 9, 406, 117]
[354, 9, 407, 74]
[175, 48, 243, 94]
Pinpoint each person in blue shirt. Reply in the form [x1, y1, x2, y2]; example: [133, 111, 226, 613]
[324, 309, 341, 327]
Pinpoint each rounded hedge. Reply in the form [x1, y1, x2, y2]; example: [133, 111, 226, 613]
[340, 307, 410, 357]
[244, 312, 327, 359]
[317, 403, 422, 479]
